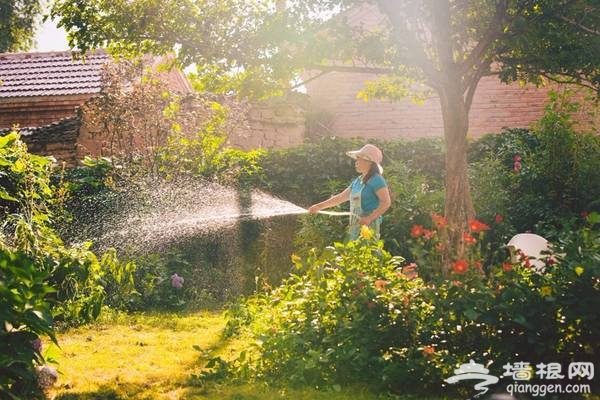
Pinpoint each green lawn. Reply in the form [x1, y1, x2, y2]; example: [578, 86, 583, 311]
[45, 310, 446, 400]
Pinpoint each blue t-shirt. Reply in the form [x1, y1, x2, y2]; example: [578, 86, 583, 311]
[349, 174, 387, 214]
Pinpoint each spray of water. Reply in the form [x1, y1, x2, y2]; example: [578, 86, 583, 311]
[82, 176, 308, 254]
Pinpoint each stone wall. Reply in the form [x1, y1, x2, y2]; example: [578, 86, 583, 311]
[229, 94, 308, 150]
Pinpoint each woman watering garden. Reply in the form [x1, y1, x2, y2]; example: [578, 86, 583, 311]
[308, 144, 391, 240]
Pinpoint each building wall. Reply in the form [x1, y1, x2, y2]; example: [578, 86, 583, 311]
[0, 94, 92, 129]
[304, 72, 577, 140]
[229, 95, 307, 150]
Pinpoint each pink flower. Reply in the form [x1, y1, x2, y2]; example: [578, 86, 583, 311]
[513, 161, 522, 172]
[170, 273, 184, 289]
[495, 214, 504, 224]
[423, 229, 436, 240]
[32, 338, 42, 353]
[401, 263, 418, 280]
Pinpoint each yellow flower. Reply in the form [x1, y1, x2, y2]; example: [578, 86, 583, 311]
[575, 266, 585, 276]
[360, 225, 374, 240]
[291, 254, 302, 269]
[540, 286, 552, 297]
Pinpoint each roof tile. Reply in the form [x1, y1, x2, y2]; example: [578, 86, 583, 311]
[0, 50, 109, 98]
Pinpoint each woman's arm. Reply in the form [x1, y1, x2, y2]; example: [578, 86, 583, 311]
[308, 187, 351, 213]
[359, 186, 391, 226]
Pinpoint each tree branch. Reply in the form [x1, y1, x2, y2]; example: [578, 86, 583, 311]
[459, 0, 508, 76]
[288, 70, 330, 90]
[463, 60, 487, 110]
[539, 72, 599, 93]
[554, 13, 600, 35]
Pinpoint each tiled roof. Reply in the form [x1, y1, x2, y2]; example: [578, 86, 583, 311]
[0, 51, 109, 98]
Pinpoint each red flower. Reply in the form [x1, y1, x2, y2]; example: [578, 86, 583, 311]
[453, 259, 468, 274]
[463, 232, 477, 245]
[495, 214, 504, 224]
[502, 262, 513, 272]
[411, 224, 425, 237]
[431, 213, 448, 228]
[469, 219, 490, 232]
[513, 154, 522, 162]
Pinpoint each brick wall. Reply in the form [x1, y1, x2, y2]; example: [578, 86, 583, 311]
[305, 72, 596, 141]
[0, 94, 92, 129]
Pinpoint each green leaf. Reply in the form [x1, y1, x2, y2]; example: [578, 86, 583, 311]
[463, 308, 481, 321]
[0, 132, 19, 148]
[0, 189, 17, 202]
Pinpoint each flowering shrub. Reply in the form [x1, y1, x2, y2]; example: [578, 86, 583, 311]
[407, 213, 494, 280]
[215, 212, 599, 395]
[221, 233, 439, 390]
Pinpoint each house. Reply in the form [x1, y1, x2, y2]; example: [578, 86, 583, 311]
[0, 50, 192, 164]
[0, 50, 307, 164]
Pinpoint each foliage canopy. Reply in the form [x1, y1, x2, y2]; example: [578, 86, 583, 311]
[0, 0, 41, 52]
[48, 0, 600, 258]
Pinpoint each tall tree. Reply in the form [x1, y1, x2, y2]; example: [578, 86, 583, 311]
[49, 0, 600, 258]
[0, 0, 41, 52]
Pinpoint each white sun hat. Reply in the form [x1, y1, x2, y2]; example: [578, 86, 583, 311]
[346, 144, 384, 174]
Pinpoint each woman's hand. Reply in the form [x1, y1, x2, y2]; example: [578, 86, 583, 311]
[359, 215, 373, 226]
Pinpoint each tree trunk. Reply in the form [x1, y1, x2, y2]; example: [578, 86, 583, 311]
[438, 79, 475, 272]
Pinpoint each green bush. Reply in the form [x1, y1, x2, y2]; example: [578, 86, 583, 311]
[0, 133, 133, 326]
[468, 92, 600, 234]
[0, 249, 56, 399]
[220, 213, 599, 395]
[223, 232, 426, 390]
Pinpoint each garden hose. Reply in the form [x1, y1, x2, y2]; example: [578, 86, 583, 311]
[316, 210, 351, 216]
